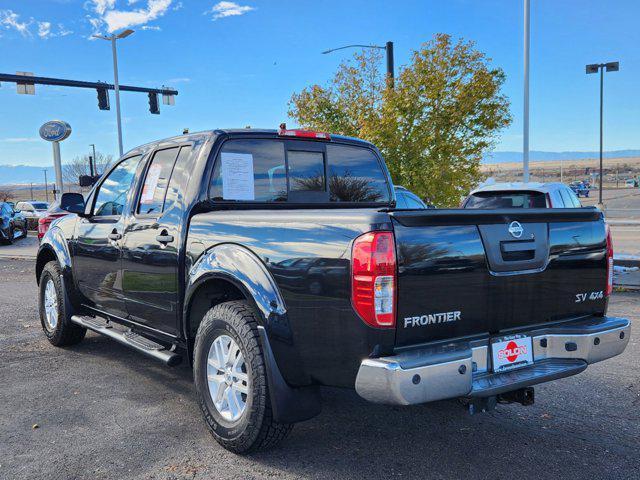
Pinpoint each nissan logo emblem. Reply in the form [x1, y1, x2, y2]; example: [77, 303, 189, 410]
[508, 221, 524, 238]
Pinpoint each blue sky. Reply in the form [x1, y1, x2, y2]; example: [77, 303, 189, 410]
[0, 0, 638, 167]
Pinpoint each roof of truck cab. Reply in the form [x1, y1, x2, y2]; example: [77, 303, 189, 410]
[125, 128, 375, 155]
[470, 182, 569, 195]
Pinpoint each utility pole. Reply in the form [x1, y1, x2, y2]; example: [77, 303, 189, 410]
[30, 183, 33, 200]
[43, 169, 49, 203]
[523, 0, 530, 183]
[89, 144, 97, 176]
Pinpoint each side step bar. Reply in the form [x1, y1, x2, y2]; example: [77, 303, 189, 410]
[71, 315, 182, 367]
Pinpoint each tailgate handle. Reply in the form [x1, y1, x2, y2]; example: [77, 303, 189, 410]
[501, 240, 535, 253]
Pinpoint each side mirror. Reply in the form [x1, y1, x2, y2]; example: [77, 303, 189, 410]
[60, 192, 87, 216]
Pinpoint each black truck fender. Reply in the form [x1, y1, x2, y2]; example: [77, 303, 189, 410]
[184, 243, 321, 423]
[36, 226, 73, 285]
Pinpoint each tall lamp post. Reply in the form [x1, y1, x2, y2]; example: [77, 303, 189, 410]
[322, 41, 394, 88]
[93, 29, 135, 157]
[523, 0, 530, 183]
[586, 61, 619, 206]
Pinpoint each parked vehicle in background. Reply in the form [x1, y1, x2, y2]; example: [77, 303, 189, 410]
[37, 202, 69, 241]
[463, 182, 583, 209]
[394, 185, 432, 209]
[0, 201, 27, 244]
[15, 201, 50, 230]
[36, 129, 629, 453]
[569, 181, 590, 198]
[625, 178, 638, 188]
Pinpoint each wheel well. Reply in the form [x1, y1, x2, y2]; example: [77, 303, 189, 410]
[35, 248, 57, 285]
[186, 278, 247, 353]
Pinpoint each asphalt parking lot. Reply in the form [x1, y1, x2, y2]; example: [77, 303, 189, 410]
[1, 258, 639, 480]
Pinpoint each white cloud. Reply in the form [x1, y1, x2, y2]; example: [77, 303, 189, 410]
[37, 21, 52, 39]
[91, 0, 117, 15]
[1, 10, 71, 39]
[206, 2, 255, 21]
[58, 23, 73, 36]
[98, 0, 172, 33]
[141, 25, 161, 31]
[173, 1, 183, 11]
[1, 137, 40, 143]
[165, 77, 190, 84]
[0, 10, 32, 36]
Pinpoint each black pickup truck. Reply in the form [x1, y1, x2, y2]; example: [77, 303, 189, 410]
[36, 128, 630, 453]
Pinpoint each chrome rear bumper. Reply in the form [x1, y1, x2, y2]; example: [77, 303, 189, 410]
[355, 316, 630, 405]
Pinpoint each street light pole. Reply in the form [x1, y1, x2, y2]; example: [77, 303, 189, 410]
[586, 61, 619, 206]
[523, 0, 530, 183]
[111, 35, 124, 157]
[599, 66, 603, 205]
[322, 42, 394, 88]
[94, 29, 134, 158]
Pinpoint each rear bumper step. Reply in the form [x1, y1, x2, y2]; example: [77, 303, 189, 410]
[71, 315, 182, 367]
[355, 316, 630, 405]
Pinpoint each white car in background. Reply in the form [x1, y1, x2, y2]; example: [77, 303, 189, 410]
[462, 182, 583, 209]
[15, 201, 50, 219]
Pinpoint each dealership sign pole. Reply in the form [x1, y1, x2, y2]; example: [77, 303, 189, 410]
[39, 120, 71, 202]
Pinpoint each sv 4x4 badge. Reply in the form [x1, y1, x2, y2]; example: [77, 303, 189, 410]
[575, 290, 604, 303]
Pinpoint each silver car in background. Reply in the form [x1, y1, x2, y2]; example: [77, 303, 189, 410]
[462, 182, 583, 209]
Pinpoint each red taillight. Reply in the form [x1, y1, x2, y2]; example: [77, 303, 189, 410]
[606, 224, 613, 296]
[278, 128, 330, 140]
[351, 231, 396, 328]
[38, 216, 52, 238]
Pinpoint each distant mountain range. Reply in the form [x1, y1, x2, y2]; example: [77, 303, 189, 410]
[0, 165, 56, 186]
[1, 149, 640, 185]
[483, 150, 640, 164]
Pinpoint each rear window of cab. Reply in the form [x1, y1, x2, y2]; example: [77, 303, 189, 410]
[208, 139, 391, 204]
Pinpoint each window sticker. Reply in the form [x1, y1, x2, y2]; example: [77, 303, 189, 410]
[140, 163, 162, 204]
[221, 152, 255, 200]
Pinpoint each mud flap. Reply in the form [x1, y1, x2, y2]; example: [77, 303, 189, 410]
[257, 326, 322, 424]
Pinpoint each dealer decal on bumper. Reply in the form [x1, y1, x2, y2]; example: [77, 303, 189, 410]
[403, 311, 461, 328]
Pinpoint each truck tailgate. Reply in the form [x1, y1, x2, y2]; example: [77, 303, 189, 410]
[390, 208, 608, 347]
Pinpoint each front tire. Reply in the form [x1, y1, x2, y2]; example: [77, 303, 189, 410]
[39, 261, 86, 346]
[194, 301, 292, 453]
[5, 226, 14, 245]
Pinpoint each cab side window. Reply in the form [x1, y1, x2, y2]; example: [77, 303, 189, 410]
[138, 147, 180, 215]
[93, 155, 142, 217]
[566, 188, 582, 207]
[559, 188, 575, 209]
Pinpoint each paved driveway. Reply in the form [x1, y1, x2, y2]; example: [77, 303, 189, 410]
[0, 258, 639, 479]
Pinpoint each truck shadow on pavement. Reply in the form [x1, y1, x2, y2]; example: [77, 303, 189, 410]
[62, 332, 638, 480]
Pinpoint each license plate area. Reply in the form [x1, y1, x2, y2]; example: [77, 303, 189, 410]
[491, 334, 534, 373]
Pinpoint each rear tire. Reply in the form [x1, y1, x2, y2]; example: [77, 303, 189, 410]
[38, 261, 86, 347]
[194, 301, 293, 453]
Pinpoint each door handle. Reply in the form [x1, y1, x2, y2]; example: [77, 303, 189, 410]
[108, 230, 122, 241]
[155, 230, 174, 244]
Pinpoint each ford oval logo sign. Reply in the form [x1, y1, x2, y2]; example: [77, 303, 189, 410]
[508, 221, 524, 239]
[39, 120, 72, 142]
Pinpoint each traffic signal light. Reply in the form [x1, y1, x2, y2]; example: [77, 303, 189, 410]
[148, 92, 160, 114]
[97, 87, 110, 110]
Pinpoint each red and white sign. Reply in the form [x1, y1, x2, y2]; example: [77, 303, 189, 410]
[491, 336, 534, 373]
